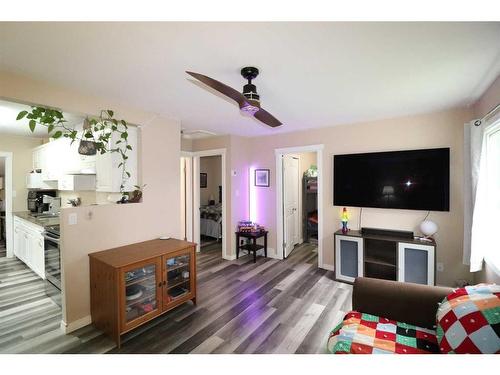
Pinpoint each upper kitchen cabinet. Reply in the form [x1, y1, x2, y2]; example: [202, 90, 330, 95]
[96, 126, 138, 192]
[32, 137, 96, 182]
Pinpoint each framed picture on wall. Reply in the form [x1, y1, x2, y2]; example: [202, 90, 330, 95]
[255, 169, 270, 187]
[200, 173, 207, 188]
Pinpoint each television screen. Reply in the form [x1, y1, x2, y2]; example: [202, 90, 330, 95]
[334, 148, 450, 211]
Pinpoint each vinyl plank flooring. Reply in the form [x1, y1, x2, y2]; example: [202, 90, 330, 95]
[0, 242, 352, 354]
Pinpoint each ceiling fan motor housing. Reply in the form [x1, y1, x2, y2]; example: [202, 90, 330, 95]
[241, 67, 260, 106]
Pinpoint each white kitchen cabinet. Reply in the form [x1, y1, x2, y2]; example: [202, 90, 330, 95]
[398, 242, 435, 286]
[335, 234, 364, 283]
[13, 217, 45, 279]
[96, 126, 138, 192]
[58, 174, 96, 191]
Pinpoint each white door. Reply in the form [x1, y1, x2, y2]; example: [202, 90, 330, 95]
[283, 155, 300, 258]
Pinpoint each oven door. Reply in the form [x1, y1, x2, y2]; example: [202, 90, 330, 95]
[43, 232, 61, 290]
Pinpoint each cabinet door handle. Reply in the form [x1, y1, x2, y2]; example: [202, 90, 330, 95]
[158, 282, 162, 287]
[163, 280, 167, 286]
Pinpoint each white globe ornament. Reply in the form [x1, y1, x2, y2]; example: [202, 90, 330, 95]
[420, 220, 438, 238]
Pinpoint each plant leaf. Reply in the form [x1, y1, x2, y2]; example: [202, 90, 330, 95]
[16, 111, 28, 120]
[121, 132, 128, 139]
[126, 172, 131, 178]
[126, 145, 132, 150]
[29, 120, 36, 132]
[53, 131, 63, 139]
[48, 124, 54, 133]
[107, 110, 114, 117]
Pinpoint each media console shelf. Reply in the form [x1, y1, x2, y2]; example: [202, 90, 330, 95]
[334, 229, 436, 285]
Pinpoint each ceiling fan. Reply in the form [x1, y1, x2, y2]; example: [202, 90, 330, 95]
[186, 67, 282, 128]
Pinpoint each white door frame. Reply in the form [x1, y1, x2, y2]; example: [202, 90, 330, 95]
[192, 148, 228, 259]
[180, 152, 194, 242]
[0, 151, 13, 258]
[275, 144, 324, 266]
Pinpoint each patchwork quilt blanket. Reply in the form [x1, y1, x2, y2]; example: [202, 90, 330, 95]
[327, 311, 439, 354]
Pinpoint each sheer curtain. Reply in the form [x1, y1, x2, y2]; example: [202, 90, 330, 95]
[464, 113, 500, 271]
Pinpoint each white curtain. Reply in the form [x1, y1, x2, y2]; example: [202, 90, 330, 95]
[464, 117, 497, 272]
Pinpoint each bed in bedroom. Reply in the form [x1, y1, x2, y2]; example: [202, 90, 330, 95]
[200, 203, 222, 241]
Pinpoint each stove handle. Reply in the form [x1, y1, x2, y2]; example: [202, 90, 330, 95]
[42, 232, 60, 244]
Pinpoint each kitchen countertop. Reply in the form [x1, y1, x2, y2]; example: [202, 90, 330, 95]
[13, 211, 60, 228]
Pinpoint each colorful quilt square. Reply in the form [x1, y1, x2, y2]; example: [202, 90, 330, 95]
[454, 336, 481, 354]
[396, 326, 416, 337]
[394, 343, 419, 354]
[361, 313, 380, 322]
[396, 334, 416, 347]
[472, 296, 500, 311]
[416, 338, 439, 352]
[376, 322, 397, 334]
[444, 320, 467, 348]
[350, 342, 374, 354]
[373, 338, 396, 352]
[439, 309, 458, 331]
[453, 301, 479, 318]
[376, 330, 396, 342]
[360, 320, 378, 329]
[458, 310, 488, 334]
[469, 325, 500, 353]
[446, 288, 468, 301]
[416, 330, 436, 342]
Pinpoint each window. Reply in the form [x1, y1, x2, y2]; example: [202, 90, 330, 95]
[485, 120, 500, 269]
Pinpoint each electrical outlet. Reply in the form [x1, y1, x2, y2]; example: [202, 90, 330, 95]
[437, 262, 444, 272]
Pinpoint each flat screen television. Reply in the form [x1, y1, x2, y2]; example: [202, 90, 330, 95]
[333, 148, 450, 211]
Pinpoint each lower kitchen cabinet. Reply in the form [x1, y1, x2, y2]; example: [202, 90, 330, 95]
[89, 238, 196, 347]
[13, 217, 45, 278]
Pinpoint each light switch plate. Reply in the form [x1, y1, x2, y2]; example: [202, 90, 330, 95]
[437, 262, 444, 272]
[68, 212, 77, 225]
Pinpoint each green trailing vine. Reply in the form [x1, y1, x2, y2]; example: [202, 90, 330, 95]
[16, 107, 132, 194]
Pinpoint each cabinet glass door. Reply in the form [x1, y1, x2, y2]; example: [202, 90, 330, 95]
[398, 243, 435, 285]
[122, 260, 161, 329]
[164, 253, 192, 305]
[335, 235, 363, 283]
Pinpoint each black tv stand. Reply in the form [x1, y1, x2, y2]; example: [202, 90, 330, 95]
[334, 229, 436, 286]
[360, 227, 414, 239]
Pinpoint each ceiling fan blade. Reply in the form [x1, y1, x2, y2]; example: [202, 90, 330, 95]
[254, 108, 282, 127]
[186, 71, 248, 108]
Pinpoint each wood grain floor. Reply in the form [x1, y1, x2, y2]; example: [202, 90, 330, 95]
[0, 243, 352, 354]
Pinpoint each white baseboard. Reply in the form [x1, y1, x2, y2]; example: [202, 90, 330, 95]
[266, 248, 283, 260]
[223, 254, 237, 261]
[60, 315, 92, 334]
[320, 263, 335, 271]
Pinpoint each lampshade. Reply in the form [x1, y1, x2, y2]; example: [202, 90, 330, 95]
[382, 185, 394, 195]
[420, 220, 438, 237]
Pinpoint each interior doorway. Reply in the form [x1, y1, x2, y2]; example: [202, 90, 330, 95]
[180, 153, 193, 242]
[192, 148, 228, 259]
[276, 145, 323, 264]
[0, 151, 13, 258]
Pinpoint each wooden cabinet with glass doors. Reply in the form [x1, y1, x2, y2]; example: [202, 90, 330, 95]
[89, 239, 196, 347]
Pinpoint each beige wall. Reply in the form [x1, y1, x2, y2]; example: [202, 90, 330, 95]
[201, 108, 473, 286]
[247, 108, 472, 286]
[181, 137, 193, 152]
[199, 155, 222, 206]
[472, 74, 500, 284]
[0, 70, 181, 326]
[0, 133, 44, 211]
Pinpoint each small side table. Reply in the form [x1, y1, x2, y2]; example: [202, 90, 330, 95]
[235, 230, 268, 263]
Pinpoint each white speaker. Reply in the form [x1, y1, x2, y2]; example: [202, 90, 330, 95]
[420, 220, 438, 238]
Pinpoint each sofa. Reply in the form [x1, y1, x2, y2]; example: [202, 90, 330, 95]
[328, 277, 500, 354]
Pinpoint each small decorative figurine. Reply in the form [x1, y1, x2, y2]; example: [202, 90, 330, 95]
[341, 207, 349, 234]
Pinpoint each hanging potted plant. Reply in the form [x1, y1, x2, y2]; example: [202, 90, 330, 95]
[16, 107, 136, 197]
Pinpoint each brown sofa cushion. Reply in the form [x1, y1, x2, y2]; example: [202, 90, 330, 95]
[352, 277, 453, 329]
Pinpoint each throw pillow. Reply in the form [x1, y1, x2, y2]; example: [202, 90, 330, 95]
[436, 284, 500, 354]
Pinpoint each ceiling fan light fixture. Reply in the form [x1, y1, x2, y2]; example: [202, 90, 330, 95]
[240, 103, 260, 115]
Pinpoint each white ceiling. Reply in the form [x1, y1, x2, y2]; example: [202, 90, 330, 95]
[0, 99, 83, 137]
[0, 22, 499, 137]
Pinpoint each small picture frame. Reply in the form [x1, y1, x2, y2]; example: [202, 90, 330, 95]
[200, 173, 207, 188]
[255, 169, 270, 187]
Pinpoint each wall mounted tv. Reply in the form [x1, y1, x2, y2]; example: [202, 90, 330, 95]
[333, 148, 450, 211]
